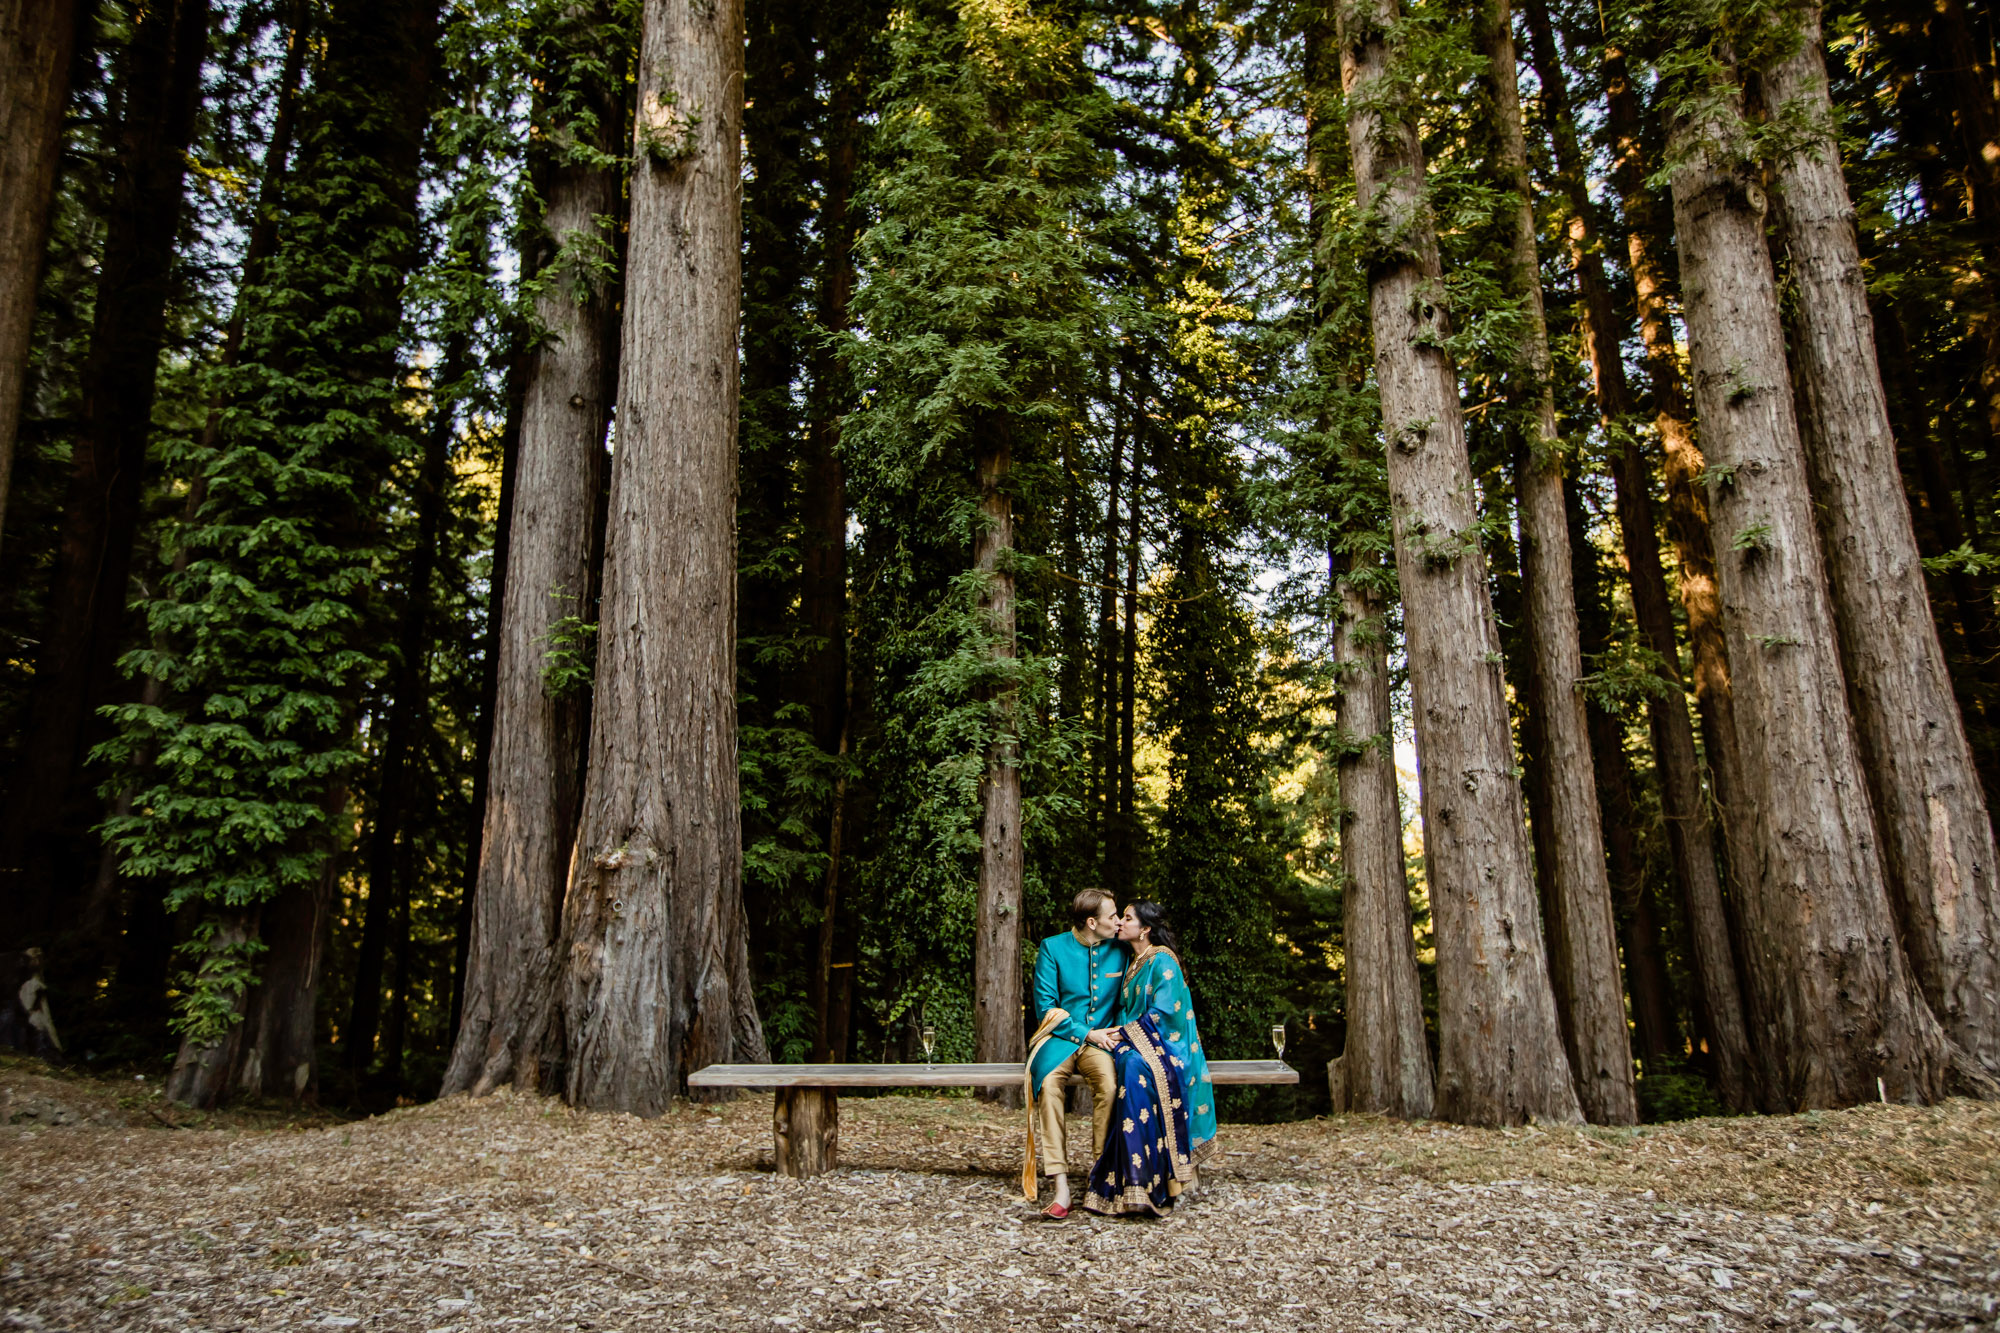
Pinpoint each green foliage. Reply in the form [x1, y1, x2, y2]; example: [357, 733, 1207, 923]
[1636, 1056, 1730, 1123]
[539, 601, 599, 700]
[97, 0, 439, 1042]
[1923, 543, 2000, 578]
[168, 925, 265, 1044]
[1731, 519, 1775, 553]
[837, 0, 1114, 1049]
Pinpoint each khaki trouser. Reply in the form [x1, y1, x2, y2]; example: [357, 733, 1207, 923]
[1035, 1041, 1117, 1177]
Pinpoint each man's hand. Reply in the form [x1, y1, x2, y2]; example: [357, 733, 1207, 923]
[1086, 1027, 1119, 1051]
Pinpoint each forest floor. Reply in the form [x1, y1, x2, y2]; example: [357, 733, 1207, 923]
[2, 1055, 1997, 1332]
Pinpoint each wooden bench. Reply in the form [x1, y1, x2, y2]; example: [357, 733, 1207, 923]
[687, 1059, 1300, 1178]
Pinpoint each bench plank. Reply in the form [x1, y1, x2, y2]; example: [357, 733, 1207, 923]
[687, 1059, 1297, 1089]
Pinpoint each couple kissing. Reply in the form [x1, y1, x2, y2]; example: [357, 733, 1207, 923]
[1022, 889, 1218, 1219]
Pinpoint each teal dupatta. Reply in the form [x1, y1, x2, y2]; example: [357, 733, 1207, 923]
[1117, 945, 1217, 1155]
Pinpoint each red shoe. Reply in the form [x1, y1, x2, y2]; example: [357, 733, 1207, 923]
[1041, 1201, 1071, 1220]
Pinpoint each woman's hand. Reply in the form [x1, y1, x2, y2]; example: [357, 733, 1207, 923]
[1086, 1027, 1120, 1050]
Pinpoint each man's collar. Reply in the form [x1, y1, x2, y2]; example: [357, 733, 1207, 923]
[1070, 927, 1104, 949]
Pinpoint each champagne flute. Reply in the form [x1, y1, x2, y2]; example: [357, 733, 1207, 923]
[1270, 1023, 1287, 1062]
[920, 1021, 937, 1065]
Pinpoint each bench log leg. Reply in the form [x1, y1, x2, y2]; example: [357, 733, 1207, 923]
[773, 1088, 839, 1177]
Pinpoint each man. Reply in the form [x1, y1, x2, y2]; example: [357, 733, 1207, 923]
[1023, 888, 1126, 1217]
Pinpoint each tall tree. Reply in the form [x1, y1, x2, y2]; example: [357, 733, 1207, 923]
[1601, 28, 1759, 924]
[1330, 558, 1434, 1117]
[106, 0, 443, 1109]
[1480, 0, 1635, 1126]
[1335, 0, 1580, 1126]
[537, 0, 764, 1114]
[0, 0, 211, 951]
[847, 0, 1108, 1083]
[1304, 0, 1432, 1119]
[971, 420, 1023, 1082]
[1761, 6, 2000, 1078]
[1663, 30, 1975, 1105]
[443, 0, 624, 1100]
[0, 0, 80, 545]
[1520, 0, 1755, 1110]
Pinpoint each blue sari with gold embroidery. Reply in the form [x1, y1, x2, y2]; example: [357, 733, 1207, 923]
[1080, 947, 1218, 1217]
[1117, 946, 1217, 1151]
[1079, 1012, 1194, 1216]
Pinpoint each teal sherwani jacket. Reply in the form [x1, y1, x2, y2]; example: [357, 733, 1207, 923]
[1027, 930, 1127, 1094]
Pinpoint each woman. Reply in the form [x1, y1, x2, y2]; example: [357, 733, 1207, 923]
[1080, 901, 1218, 1216]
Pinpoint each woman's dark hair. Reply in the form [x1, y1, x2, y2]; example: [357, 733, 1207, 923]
[1130, 900, 1179, 953]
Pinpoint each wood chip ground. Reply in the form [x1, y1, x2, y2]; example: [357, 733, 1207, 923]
[3, 1058, 1997, 1330]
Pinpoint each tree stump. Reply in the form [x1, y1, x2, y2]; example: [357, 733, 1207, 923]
[774, 1088, 839, 1178]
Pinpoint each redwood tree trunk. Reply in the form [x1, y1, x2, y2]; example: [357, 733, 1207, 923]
[1667, 61, 1971, 1106]
[163, 0, 440, 1105]
[450, 340, 523, 1043]
[1763, 7, 2000, 1078]
[1521, 0, 1757, 1110]
[164, 913, 256, 1107]
[441, 6, 623, 1098]
[0, 0, 79, 544]
[233, 821, 343, 1101]
[545, 0, 764, 1114]
[1482, 0, 1635, 1125]
[1603, 38, 1758, 945]
[1332, 562, 1434, 1118]
[1336, 0, 1581, 1127]
[973, 430, 1025, 1092]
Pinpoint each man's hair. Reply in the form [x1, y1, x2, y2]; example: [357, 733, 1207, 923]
[1070, 887, 1116, 929]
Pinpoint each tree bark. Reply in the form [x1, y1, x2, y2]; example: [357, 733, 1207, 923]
[168, 782, 348, 1109]
[544, 0, 764, 1114]
[973, 429, 1025, 1095]
[0, 0, 210, 945]
[1481, 0, 1635, 1126]
[1762, 7, 2000, 1079]
[441, 5, 623, 1098]
[1333, 561, 1435, 1117]
[233, 817, 343, 1101]
[449, 344, 524, 1045]
[1335, 0, 1581, 1127]
[1521, 0, 1756, 1109]
[0, 0, 79, 546]
[164, 913, 257, 1108]
[1304, 6, 1429, 1120]
[1666, 60, 1975, 1106]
